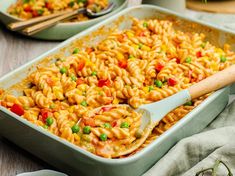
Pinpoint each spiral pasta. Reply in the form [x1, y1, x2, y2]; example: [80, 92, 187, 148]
[1, 18, 235, 158]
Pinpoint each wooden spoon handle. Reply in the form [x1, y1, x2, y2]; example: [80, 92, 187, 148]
[189, 65, 235, 99]
[8, 10, 72, 31]
[23, 8, 85, 36]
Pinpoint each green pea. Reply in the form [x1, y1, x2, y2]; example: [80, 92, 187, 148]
[77, 0, 87, 3]
[120, 122, 129, 128]
[220, 56, 227, 63]
[201, 42, 206, 48]
[60, 58, 66, 62]
[49, 104, 55, 109]
[73, 48, 80, 54]
[91, 71, 97, 76]
[43, 125, 48, 129]
[148, 86, 154, 92]
[103, 123, 111, 128]
[100, 133, 107, 141]
[184, 101, 193, 106]
[60, 67, 67, 74]
[143, 22, 148, 28]
[80, 100, 87, 107]
[128, 55, 134, 59]
[71, 75, 77, 81]
[68, 1, 75, 7]
[71, 124, 80, 133]
[138, 43, 143, 49]
[154, 80, 163, 88]
[23, 0, 29, 3]
[185, 57, 192, 63]
[83, 126, 91, 134]
[37, 9, 44, 15]
[46, 117, 54, 126]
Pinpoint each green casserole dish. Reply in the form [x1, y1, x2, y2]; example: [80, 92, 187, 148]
[0, 5, 234, 176]
[0, 0, 128, 40]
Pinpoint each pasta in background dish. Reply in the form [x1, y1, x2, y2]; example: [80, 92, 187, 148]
[1, 18, 235, 158]
[8, 0, 109, 22]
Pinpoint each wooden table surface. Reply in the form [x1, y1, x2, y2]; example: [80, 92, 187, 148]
[0, 1, 141, 175]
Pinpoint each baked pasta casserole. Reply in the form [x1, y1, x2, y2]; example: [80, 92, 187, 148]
[1, 18, 235, 158]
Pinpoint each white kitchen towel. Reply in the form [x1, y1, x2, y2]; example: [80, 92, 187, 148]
[143, 98, 235, 176]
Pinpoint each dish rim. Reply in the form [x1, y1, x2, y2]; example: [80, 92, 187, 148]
[0, 0, 128, 26]
[0, 4, 233, 164]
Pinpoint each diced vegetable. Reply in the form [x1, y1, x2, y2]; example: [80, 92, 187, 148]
[196, 51, 202, 58]
[185, 57, 192, 63]
[86, 47, 94, 54]
[220, 56, 227, 63]
[155, 62, 164, 72]
[98, 79, 111, 87]
[83, 126, 91, 134]
[148, 86, 154, 92]
[154, 80, 163, 88]
[120, 122, 129, 128]
[91, 71, 97, 76]
[143, 22, 148, 28]
[23, 0, 30, 3]
[80, 101, 88, 107]
[118, 60, 127, 69]
[168, 78, 177, 86]
[76, 78, 84, 85]
[71, 75, 77, 81]
[71, 124, 80, 133]
[101, 107, 113, 112]
[184, 101, 193, 106]
[77, 60, 86, 71]
[24, 5, 32, 12]
[41, 111, 53, 123]
[10, 104, 24, 116]
[68, 1, 75, 7]
[73, 48, 80, 54]
[84, 118, 96, 127]
[100, 133, 107, 141]
[60, 67, 67, 74]
[46, 117, 54, 126]
[138, 43, 143, 49]
[37, 9, 44, 15]
[103, 123, 111, 128]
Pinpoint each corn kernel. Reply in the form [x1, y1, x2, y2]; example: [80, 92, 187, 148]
[143, 87, 149, 93]
[168, 46, 176, 54]
[129, 58, 135, 61]
[141, 45, 151, 51]
[132, 44, 139, 49]
[126, 31, 134, 38]
[210, 61, 219, 71]
[161, 45, 167, 52]
[116, 52, 124, 60]
[201, 56, 209, 61]
[69, 121, 75, 126]
[113, 98, 119, 104]
[215, 48, 224, 55]
[86, 60, 94, 67]
[79, 84, 87, 91]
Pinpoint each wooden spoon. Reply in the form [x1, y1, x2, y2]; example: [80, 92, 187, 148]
[109, 65, 235, 157]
